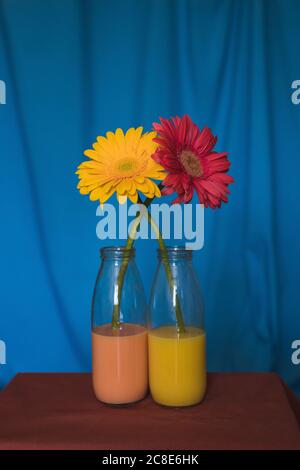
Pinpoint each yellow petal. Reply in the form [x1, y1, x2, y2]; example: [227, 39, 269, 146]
[135, 181, 151, 193]
[143, 179, 155, 195]
[128, 191, 138, 204]
[128, 181, 137, 195]
[77, 177, 98, 187]
[115, 128, 125, 146]
[96, 136, 108, 147]
[77, 160, 104, 170]
[90, 188, 103, 201]
[77, 175, 104, 186]
[153, 183, 161, 197]
[117, 179, 132, 194]
[106, 131, 116, 143]
[99, 186, 116, 204]
[139, 131, 157, 149]
[101, 180, 115, 193]
[91, 143, 111, 160]
[134, 176, 145, 184]
[137, 132, 157, 156]
[76, 168, 105, 177]
[147, 172, 165, 181]
[79, 186, 91, 195]
[83, 149, 103, 162]
[126, 127, 143, 151]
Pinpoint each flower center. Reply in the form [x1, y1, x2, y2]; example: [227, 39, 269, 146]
[117, 158, 137, 174]
[180, 150, 203, 177]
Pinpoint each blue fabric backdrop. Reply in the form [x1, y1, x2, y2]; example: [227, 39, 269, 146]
[1, 0, 300, 396]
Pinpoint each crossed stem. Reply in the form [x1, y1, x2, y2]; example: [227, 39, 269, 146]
[111, 187, 185, 334]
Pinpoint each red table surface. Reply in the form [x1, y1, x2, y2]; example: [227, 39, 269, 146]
[0, 372, 299, 450]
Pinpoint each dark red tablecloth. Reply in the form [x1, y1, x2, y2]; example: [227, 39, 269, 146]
[0, 373, 299, 450]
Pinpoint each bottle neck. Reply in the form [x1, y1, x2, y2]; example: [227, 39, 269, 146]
[100, 246, 135, 262]
[158, 246, 192, 263]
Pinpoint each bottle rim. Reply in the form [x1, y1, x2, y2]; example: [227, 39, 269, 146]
[157, 245, 193, 260]
[100, 246, 135, 259]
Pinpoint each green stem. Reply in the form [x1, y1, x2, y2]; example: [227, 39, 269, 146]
[111, 215, 140, 329]
[144, 209, 186, 334]
[112, 190, 159, 329]
[111, 186, 186, 334]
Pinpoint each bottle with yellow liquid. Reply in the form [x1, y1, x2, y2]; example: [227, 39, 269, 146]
[148, 246, 206, 407]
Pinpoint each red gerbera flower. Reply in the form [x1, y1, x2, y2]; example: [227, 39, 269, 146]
[152, 115, 234, 208]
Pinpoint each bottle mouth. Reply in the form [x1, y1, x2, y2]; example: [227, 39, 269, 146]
[158, 245, 192, 260]
[100, 246, 135, 260]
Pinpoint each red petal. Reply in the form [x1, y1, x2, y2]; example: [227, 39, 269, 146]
[211, 173, 234, 184]
[163, 173, 181, 186]
[203, 152, 228, 161]
[183, 189, 193, 203]
[162, 186, 175, 196]
[171, 194, 184, 205]
[206, 160, 231, 173]
[178, 116, 187, 144]
[195, 127, 217, 155]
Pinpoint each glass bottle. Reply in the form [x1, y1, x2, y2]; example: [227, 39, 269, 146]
[92, 246, 148, 405]
[148, 246, 206, 407]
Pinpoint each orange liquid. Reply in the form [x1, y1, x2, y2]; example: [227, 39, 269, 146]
[92, 323, 148, 404]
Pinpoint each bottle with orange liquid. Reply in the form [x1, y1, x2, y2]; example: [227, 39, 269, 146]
[148, 246, 206, 407]
[92, 247, 148, 405]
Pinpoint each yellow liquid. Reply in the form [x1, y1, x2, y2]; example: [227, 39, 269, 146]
[148, 326, 206, 407]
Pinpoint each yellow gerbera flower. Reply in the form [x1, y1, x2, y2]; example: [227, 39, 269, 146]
[76, 127, 165, 204]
